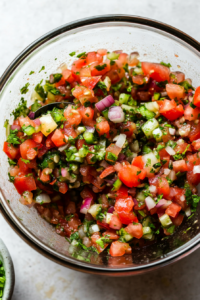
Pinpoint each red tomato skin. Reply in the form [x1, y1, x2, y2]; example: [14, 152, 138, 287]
[116, 186, 129, 199]
[141, 62, 170, 82]
[32, 132, 43, 144]
[173, 160, 188, 172]
[118, 165, 141, 188]
[80, 76, 101, 89]
[100, 166, 115, 179]
[117, 211, 138, 225]
[125, 223, 143, 239]
[18, 158, 36, 173]
[165, 203, 181, 218]
[3, 142, 20, 160]
[20, 139, 37, 159]
[109, 241, 131, 257]
[194, 86, 200, 107]
[171, 214, 184, 226]
[14, 174, 37, 194]
[109, 214, 122, 230]
[192, 139, 200, 152]
[166, 83, 185, 100]
[96, 120, 110, 136]
[114, 196, 134, 213]
[57, 182, 68, 194]
[132, 156, 145, 169]
[184, 104, 200, 121]
[51, 129, 66, 147]
[157, 177, 170, 198]
[159, 99, 184, 121]
[103, 230, 119, 240]
[188, 122, 200, 142]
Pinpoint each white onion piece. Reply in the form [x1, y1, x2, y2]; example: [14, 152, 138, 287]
[193, 165, 200, 174]
[82, 237, 92, 247]
[89, 224, 100, 234]
[35, 193, 51, 204]
[164, 168, 171, 175]
[145, 196, 156, 211]
[180, 195, 185, 202]
[58, 144, 69, 152]
[149, 185, 157, 193]
[169, 128, 176, 135]
[116, 134, 126, 148]
[108, 106, 125, 123]
[185, 207, 191, 217]
[168, 170, 176, 181]
[177, 139, 185, 145]
[78, 226, 86, 238]
[105, 213, 113, 224]
[165, 146, 175, 156]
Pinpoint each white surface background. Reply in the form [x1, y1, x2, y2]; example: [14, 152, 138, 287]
[0, 1, 200, 299]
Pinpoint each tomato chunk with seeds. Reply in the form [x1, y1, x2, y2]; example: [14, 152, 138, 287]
[109, 241, 132, 257]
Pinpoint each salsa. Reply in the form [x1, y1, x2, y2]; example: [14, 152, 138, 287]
[3, 49, 200, 257]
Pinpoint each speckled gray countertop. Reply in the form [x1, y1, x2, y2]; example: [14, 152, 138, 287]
[0, 1, 200, 299]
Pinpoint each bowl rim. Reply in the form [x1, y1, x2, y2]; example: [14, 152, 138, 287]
[0, 14, 200, 275]
[0, 238, 15, 300]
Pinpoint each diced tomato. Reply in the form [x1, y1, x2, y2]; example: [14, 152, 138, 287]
[76, 139, 86, 150]
[159, 99, 184, 121]
[100, 166, 115, 179]
[72, 85, 94, 100]
[90, 61, 111, 76]
[118, 211, 138, 225]
[79, 106, 94, 123]
[141, 62, 170, 82]
[132, 75, 145, 85]
[118, 165, 142, 188]
[106, 63, 125, 84]
[109, 241, 131, 257]
[132, 156, 145, 169]
[105, 143, 121, 162]
[91, 232, 108, 253]
[62, 69, 77, 83]
[169, 72, 185, 84]
[115, 196, 134, 213]
[120, 121, 136, 137]
[57, 182, 68, 194]
[109, 214, 122, 230]
[19, 116, 35, 128]
[166, 84, 185, 100]
[193, 86, 200, 107]
[157, 177, 170, 198]
[63, 122, 78, 139]
[188, 121, 200, 142]
[71, 59, 86, 74]
[117, 53, 128, 66]
[116, 186, 129, 199]
[165, 203, 181, 218]
[159, 148, 170, 167]
[171, 214, 184, 226]
[174, 142, 191, 154]
[86, 52, 103, 65]
[14, 174, 37, 194]
[80, 186, 95, 200]
[51, 129, 66, 147]
[124, 223, 143, 239]
[184, 104, 200, 121]
[187, 170, 200, 186]
[167, 187, 187, 210]
[20, 139, 37, 160]
[103, 230, 119, 240]
[64, 105, 82, 126]
[97, 49, 107, 56]
[55, 77, 66, 87]
[46, 133, 56, 149]
[80, 76, 101, 90]
[32, 132, 43, 144]
[18, 158, 36, 172]
[173, 160, 188, 172]
[192, 139, 200, 152]
[96, 119, 110, 136]
[40, 169, 50, 182]
[3, 142, 20, 160]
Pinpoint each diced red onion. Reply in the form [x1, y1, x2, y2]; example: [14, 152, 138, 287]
[145, 196, 156, 211]
[115, 134, 126, 148]
[132, 198, 138, 206]
[49, 74, 54, 84]
[118, 153, 126, 162]
[61, 168, 68, 177]
[187, 91, 193, 99]
[108, 106, 125, 123]
[33, 118, 41, 126]
[104, 178, 116, 185]
[165, 146, 175, 156]
[108, 206, 114, 213]
[193, 165, 200, 174]
[128, 189, 136, 197]
[156, 199, 171, 209]
[85, 126, 95, 133]
[157, 209, 165, 218]
[28, 111, 35, 119]
[100, 160, 109, 169]
[11, 125, 21, 131]
[169, 128, 176, 135]
[80, 197, 93, 214]
[95, 95, 115, 111]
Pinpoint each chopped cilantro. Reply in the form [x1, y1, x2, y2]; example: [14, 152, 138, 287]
[12, 97, 29, 119]
[29, 71, 35, 75]
[20, 82, 30, 94]
[95, 64, 107, 71]
[7, 129, 20, 145]
[77, 52, 86, 58]
[69, 52, 76, 56]
[39, 66, 45, 73]
[160, 62, 172, 68]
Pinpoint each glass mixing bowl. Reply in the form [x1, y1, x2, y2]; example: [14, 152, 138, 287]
[0, 15, 199, 276]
